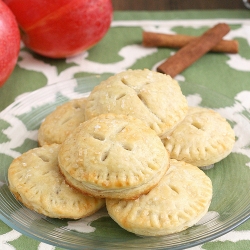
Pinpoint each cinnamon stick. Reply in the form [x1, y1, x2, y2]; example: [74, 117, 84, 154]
[143, 31, 238, 54]
[157, 23, 231, 77]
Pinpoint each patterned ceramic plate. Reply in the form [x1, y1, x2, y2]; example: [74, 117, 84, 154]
[0, 76, 250, 250]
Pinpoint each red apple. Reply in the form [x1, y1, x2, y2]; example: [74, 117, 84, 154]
[4, 0, 113, 58]
[0, 0, 20, 87]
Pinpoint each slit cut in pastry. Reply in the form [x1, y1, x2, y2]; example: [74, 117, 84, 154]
[106, 159, 213, 236]
[58, 113, 170, 199]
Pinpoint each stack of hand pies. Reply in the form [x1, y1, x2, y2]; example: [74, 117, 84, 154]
[8, 69, 235, 236]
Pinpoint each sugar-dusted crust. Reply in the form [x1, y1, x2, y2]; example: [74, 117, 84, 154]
[106, 159, 212, 236]
[8, 144, 105, 219]
[58, 113, 170, 199]
[163, 107, 235, 167]
[84, 69, 188, 138]
[38, 98, 87, 146]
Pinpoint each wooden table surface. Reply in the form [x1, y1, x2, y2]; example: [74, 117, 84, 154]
[111, 0, 249, 10]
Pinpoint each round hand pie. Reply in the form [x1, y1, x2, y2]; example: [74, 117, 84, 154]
[8, 144, 104, 219]
[58, 113, 170, 199]
[84, 69, 188, 138]
[106, 159, 213, 236]
[38, 98, 87, 146]
[163, 107, 235, 167]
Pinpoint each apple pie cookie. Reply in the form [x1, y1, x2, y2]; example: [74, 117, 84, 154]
[58, 113, 170, 199]
[8, 144, 105, 219]
[106, 159, 212, 236]
[38, 98, 87, 146]
[84, 69, 188, 138]
[163, 107, 235, 167]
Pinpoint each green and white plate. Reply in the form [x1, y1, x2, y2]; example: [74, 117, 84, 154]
[0, 76, 250, 250]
